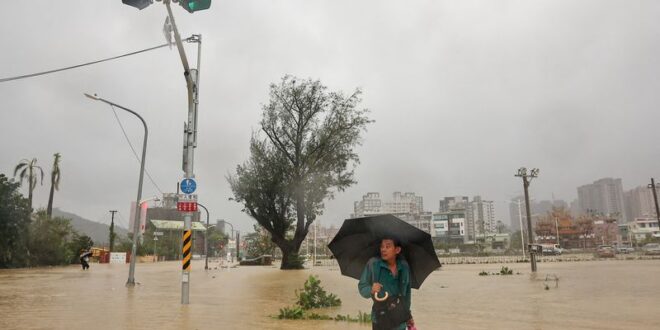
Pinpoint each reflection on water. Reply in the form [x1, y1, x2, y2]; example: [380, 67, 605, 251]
[1, 260, 659, 329]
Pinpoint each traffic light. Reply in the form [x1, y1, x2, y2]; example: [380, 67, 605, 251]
[122, 0, 152, 10]
[179, 0, 212, 13]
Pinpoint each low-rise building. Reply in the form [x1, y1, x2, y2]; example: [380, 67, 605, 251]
[628, 217, 660, 241]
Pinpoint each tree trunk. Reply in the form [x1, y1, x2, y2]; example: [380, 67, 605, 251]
[28, 166, 34, 213]
[272, 235, 305, 270]
[46, 180, 55, 218]
[28, 189, 33, 213]
[280, 245, 304, 269]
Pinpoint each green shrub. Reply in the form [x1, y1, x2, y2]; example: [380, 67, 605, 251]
[278, 306, 304, 319]
[500, 266, 513, 275]
[277, 276, 371, 323]
[296, 275, 341, 309]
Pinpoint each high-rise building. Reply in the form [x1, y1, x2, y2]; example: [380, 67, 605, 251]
[467, 196, 496, 238]
[352, 192, 427, 233]
[353, 192, 424, 217]
[624, 186, 656, 220]
[439, 196, 468, 212]
[353, 192, 382, 217]
[577, 178, 627, 222]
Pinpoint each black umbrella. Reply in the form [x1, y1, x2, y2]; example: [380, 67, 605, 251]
[328, 214, 441, 289]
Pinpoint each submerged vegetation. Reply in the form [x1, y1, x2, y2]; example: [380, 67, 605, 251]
[277, 275, 370, 323]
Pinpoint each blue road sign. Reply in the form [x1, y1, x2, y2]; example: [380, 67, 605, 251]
[181, 179, 197, 194]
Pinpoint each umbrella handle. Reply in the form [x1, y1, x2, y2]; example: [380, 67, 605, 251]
[373, 291, 389, 302]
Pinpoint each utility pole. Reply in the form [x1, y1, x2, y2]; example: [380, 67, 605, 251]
[515, 167, 540, 272]
[648, 178, 660, 230]
[109, 210, 118, 252]
[236, 231, 240, 262]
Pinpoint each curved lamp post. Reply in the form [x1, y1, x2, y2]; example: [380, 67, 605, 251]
[197, 202, 210, 270]
[85, 93, 148, 287]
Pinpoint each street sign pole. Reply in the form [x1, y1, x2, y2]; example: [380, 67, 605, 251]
[164, 0, 202, 305]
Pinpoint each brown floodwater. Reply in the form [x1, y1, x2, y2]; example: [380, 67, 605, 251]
[1, 259, 659, 329]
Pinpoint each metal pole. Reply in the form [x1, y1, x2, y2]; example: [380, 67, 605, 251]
[236, 231, 240, 262]
[84, 94, 148, 286]
[555, 217, 560, 246]
[649, 178, 660, 229]
[109, 210, 117, 253]
[517, 199, 525, 257]
[164, 0, 201, 305]
[523, 175, 537, 272]
[153, 236, 158, 262]
[197, 203, 210, 270]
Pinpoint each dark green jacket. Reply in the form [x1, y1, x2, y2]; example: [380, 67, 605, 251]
[358, 257, 411, 329]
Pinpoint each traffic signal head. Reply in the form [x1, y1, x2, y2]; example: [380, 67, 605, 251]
[122, 0, 153, 10]
[179, 0, 212, 13]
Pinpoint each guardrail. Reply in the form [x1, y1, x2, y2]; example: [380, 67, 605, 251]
[440, 253, 660, 265]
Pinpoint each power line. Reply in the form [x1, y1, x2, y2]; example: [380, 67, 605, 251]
[110, 105, 164, 194]
[0, 42, 171, 83]
[115, 212, 130, 230]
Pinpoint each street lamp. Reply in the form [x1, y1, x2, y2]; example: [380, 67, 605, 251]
[197, 202, 210, 270]
[138, 196, 160, 244]
[85, 93, 148, 287]
[218, 219, 234, 239]
[218, 219, 239, 261]
[515, 167, 540, 272]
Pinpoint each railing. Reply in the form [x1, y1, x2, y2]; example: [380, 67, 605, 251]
[440, 253, 660, 265]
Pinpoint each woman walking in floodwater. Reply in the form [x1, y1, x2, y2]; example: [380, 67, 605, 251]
[358, 237, 415, 330]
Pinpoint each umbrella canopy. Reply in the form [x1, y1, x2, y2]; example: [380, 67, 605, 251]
[80, 251, 92, 258]
[328, 214, 441, 289]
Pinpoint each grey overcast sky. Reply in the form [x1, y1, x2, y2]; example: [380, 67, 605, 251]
[2, 1, 660, 231]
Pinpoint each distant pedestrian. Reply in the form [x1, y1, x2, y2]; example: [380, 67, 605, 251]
[80, 250, 91, 270]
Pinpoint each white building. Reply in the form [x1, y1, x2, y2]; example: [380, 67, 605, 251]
[432, 210, 466, 243]
[353, 192, 424, 217]
[466, 196, 496, 239]
[352, 192, 428, 234]
[628, 217, 660, 240]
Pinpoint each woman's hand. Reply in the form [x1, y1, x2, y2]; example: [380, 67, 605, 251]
[407, 318, 415, 327]
[371, 282, 383, 295]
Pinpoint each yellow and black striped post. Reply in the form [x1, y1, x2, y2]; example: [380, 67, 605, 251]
[182, 230, 192, 271]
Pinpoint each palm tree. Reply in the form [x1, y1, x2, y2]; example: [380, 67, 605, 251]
[14, 158, 44, 212]
[46, 153, 62, 218]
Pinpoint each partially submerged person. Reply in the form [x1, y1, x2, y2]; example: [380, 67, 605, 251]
[358, 237, 414, 330]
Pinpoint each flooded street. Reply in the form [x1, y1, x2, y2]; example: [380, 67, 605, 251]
[1, 260, 659, 329]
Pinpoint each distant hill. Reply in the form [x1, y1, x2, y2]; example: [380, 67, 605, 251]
[52, 209, 129, 246]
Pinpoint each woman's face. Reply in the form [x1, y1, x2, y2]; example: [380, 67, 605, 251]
[380, 239, 401, 262]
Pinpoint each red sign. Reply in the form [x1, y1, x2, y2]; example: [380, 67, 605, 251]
[177, 201, 198, 212]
